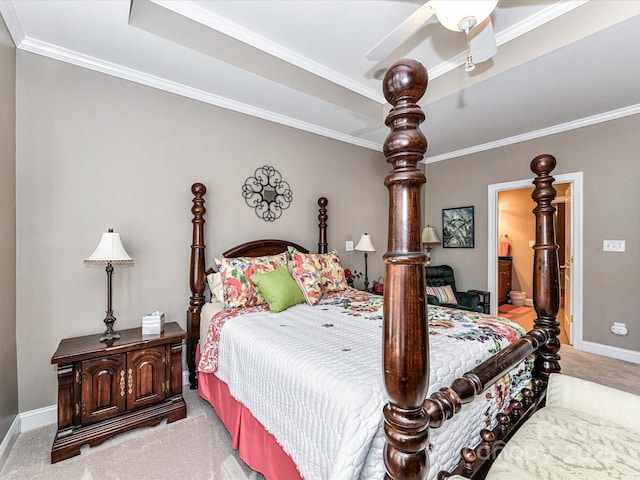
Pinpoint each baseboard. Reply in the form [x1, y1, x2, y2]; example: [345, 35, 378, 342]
[20, 404, 57, 432]
[5, 370, 193, 439]
[0, 415, 20, 469]
[581, 341, 640, 364]
[525, 298, 533, 306]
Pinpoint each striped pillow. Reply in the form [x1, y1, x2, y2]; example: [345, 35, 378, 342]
[425, 285, 457, 305]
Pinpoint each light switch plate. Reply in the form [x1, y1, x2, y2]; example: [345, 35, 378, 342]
[603, 240, 625, 252]
[345, 241, 354, 252]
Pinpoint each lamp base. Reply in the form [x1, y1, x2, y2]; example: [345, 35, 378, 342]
[99, 330, 121, 342]
[100, 311, 120, 343]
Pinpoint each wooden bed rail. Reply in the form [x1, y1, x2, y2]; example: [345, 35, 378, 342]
[424, 327, 549, 429]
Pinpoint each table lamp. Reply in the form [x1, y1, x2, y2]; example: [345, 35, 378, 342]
[422, 225, 440, 266]
[85, 229, 133, 342]
[355, 233, 376, 291]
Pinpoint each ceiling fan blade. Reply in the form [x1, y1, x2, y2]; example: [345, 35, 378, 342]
[366, 2, 435, 61]
[469, 17, 497, 63]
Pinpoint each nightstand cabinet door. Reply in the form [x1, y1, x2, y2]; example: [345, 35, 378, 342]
[127, 346, 166, 410]
[51, 323, 187, 463]
[80, 354, 127, 425]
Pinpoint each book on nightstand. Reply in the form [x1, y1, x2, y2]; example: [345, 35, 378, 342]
[142, 311, 165, 335]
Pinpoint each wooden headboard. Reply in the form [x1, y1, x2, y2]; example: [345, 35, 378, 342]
[222, 239, 309, 258]
[186, 187, 328, 389]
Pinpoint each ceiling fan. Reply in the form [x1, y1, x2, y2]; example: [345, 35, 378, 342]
[366, 0, 499, 72]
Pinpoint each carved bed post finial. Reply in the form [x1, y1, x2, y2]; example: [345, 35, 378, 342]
[318, 197, 328, 254]
[530, 155, 561, 380]
[187, 182, 207, 389]
[382, 59, 430, 480]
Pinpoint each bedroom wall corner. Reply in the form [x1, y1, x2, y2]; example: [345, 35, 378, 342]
[0, 14, 18, 445]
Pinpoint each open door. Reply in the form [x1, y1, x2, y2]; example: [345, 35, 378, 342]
[563, 184, 573, 344]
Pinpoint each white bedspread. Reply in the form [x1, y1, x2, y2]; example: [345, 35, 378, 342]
[204, 290, 531, 480]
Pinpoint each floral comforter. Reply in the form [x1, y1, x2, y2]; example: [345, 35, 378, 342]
[198, 289, 532, 480]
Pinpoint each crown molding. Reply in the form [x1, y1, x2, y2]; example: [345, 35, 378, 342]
[423, 103, 640, 163]
[495, 0, 589, 45]
[15, 36, 381, 151]
[0, 0, 25, 46]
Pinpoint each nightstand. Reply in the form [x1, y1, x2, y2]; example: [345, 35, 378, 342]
[50, 322, 187, 463]
[468, 289, 491, 315]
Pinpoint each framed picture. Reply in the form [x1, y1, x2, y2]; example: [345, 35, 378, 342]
[442, 206, 474, 248]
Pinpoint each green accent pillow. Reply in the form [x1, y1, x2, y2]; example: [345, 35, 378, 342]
[250, 265, 305, 313]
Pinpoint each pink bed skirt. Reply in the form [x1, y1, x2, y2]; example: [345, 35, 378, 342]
[197, 351, 304, 480]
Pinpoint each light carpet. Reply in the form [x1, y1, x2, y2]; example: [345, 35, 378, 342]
[2, 348, 638, 479]
[0, 389, 264, 480]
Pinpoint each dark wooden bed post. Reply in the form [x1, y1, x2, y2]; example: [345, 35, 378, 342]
[382, 59, 430, 480]
[530, 155, 561, 379]
[187, 182, 207, 389]
[318, 197, 328, 254]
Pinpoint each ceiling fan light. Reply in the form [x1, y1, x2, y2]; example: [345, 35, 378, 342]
[433, 0, 498, 32]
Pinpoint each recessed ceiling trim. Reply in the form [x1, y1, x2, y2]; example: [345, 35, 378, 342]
[495, 0, 589, 45]
[423, 103, 640, 164]
[152, 0, 385, 104]
[16, 36, 382, 152]
[0, 0, 25, 45]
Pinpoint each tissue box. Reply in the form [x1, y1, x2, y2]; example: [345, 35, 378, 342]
[142, 311, 165, 335]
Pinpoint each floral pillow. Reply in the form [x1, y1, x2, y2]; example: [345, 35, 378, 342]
[290, 250, 348, 305]
[425, 285, 458, 305]
[290, 254, 324, 305]
[215, 252, 288, 308]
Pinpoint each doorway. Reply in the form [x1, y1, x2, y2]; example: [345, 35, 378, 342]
[487, 172, 583, 350]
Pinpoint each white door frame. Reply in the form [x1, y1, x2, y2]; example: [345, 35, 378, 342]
[487, 172, 583, 350]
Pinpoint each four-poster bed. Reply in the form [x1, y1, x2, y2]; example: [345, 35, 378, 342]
[186, 58, 561, 480]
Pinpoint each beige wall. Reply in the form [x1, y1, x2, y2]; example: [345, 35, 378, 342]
[425, 114, 640, 351]
[15, 51, 393, 412]
[0, 17, 18, 441]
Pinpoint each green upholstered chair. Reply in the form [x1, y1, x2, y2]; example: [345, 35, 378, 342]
[425, 265, 482, 313]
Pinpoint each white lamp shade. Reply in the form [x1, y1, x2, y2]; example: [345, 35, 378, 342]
[355, 233, 376, 252]
[85, 230, 133, 265]
[432, 0, 498, 32]
[422, 226, 440, 244]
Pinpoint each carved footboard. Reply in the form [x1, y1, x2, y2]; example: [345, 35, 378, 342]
[436, 155, 561, 479]
[381, 58, 560, 480]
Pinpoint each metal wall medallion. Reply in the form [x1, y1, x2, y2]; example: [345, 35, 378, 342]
[242, 165, 292, 222]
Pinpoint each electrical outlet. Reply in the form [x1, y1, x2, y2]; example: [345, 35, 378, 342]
[345, 241, 354, 252]
[603, 240, 625, 252]
[611, 322, 628, 336]
[528, 240, 535, 247]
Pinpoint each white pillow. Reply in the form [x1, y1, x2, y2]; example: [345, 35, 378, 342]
[206, 272, 224, 302]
